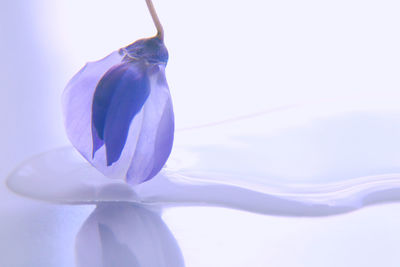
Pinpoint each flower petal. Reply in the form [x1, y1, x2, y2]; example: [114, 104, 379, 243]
[126, 66, 174, 184]
[62, 51, 123, 162]
[91, 61, 151, 165]
[148, 96, 174, 179]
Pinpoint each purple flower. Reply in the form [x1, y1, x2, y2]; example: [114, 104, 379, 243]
[62, 36, 174, 185]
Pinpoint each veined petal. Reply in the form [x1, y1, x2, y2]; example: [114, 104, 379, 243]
[126, 66, 174, 185]
[148, 96, 174, 179]
[91, 62, 151, 165]
[62, 51, 123, 161]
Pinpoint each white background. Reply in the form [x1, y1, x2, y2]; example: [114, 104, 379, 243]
[1, 0, 400, 266]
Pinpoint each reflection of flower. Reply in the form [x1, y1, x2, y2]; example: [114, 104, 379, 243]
[76, 203, 184, 267]
[63, 36, 174, 185]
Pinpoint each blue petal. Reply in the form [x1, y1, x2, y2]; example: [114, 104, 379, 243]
[91, 67, 121, 155]
[91, 62, 151, 166]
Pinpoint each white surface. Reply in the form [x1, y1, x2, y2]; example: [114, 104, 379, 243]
[164, 204, 400, 267]
[2, 0, 400, 266]
[8, 106, 400, 217]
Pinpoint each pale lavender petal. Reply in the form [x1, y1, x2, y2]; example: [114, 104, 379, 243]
[126, 66, 174, 185]
[75, 203, 185, 267]
[62, 51, 123, 162]
[62, 50, 145, 180]
[148, 96, 174, 179]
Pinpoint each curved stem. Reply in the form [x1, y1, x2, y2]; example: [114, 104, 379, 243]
[145, 0, 164, 41]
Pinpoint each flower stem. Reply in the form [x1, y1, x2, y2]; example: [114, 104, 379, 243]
[145, 0, 164, 41]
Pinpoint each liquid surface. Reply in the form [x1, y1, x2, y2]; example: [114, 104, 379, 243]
[7, 102, 400, 216]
